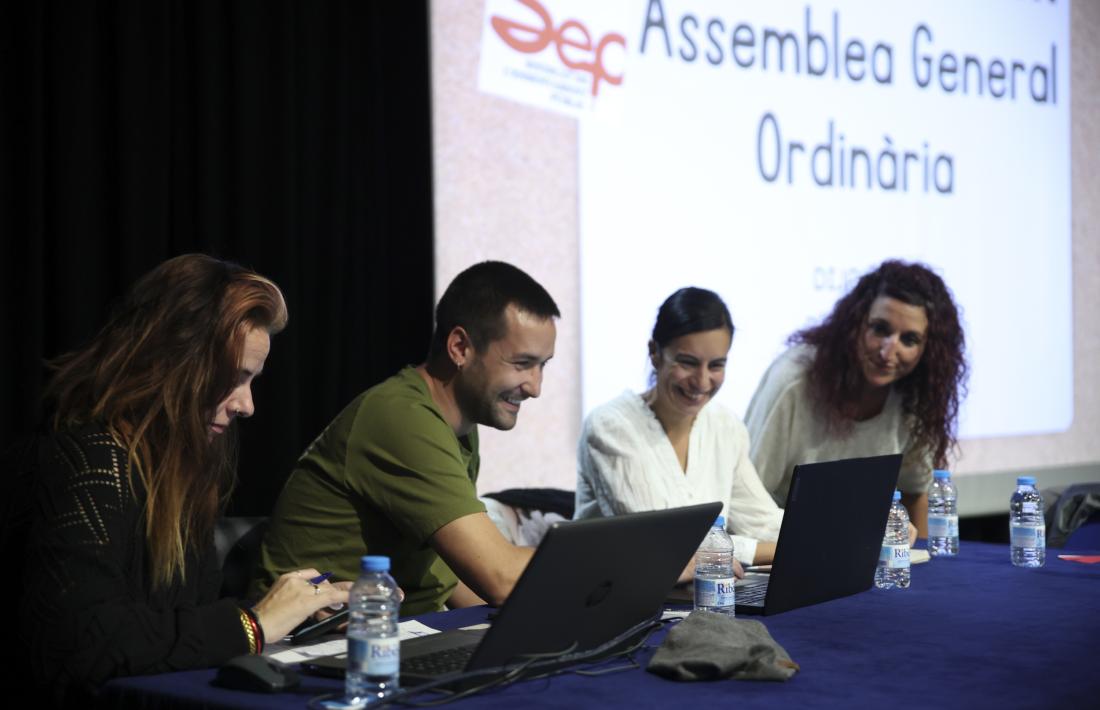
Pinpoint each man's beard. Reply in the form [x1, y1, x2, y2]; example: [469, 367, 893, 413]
[453, 363, 517, 431]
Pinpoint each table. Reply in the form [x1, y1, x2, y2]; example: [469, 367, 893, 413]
[102, 542, 1100, 709]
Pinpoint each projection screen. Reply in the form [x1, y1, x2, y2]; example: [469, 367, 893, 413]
[431, 0, 1099, 513]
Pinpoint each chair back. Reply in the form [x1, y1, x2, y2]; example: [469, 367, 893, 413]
[214, 516, 268, 600]
[1044, 482, 1100, 548]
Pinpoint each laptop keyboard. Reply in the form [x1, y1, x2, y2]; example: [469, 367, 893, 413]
[402, 644, 476, 676]
[737, 577, 769, 606]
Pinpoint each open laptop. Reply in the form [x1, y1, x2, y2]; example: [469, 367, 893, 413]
[733, 453, 902, 615]
[304, 501, 721, 688]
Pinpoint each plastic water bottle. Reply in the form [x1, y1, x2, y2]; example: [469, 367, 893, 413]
[1010, 476, 1045, 568]
[346, 556, 401, 705]
[875, 491, 911, 589]
[694, 515, 736, 616]
[927, 470, 959, 557]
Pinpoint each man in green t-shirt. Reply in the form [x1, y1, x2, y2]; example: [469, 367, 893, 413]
[251, 262, 558, 615]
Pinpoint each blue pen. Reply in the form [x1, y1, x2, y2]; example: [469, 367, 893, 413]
[309, 571, 346, 611]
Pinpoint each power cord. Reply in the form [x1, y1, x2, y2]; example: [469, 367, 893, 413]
[306, 614, 665, 709]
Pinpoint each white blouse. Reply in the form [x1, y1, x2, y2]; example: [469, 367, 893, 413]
[575, 391, 784, 564]
[744, 345, 933, 505]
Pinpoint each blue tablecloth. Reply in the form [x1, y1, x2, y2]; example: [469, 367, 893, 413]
[102, 542, 1100, 709]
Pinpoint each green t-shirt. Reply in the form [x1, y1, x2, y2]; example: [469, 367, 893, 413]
[252, 367, 485, 616]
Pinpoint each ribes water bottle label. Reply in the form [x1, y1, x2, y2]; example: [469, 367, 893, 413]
[879, 543, 910, 568]
[695, 577, 736, 607]
[349, 637, 400, 676]
[1011, 523, 1045, 547]
[928, 514, 959, 538]
[368, 637, 400, 676]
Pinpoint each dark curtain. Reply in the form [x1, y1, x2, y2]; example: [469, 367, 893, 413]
[0, 0, 435, 514]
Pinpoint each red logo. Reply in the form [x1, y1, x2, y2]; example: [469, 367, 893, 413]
[491, 0, 625, 97]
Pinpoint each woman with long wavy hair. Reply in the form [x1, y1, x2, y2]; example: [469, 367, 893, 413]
[18, 254, 347, 706]
[744, 260, 967, 537]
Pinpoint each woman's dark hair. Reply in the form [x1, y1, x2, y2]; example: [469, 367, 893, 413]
[651, 287, 734, 349]
[45, 254, 288, 589]
[790, 260, 967, 468]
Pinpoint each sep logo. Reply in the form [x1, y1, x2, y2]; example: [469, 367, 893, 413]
[491, 0, 625, 97]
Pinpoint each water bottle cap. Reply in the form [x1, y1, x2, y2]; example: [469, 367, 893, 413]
[713, 515, 725, 529]
[893, 490, 901, 501]
[361, 555, 390, 572]
[1016, 475, 1036, 486]
[933, 469, 951, 480]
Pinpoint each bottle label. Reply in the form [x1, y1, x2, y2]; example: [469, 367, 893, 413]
[694, 577, 736, 608]
[879, 544, 910, 569]
[348, 636, 399, 676]
[1011, 523, 1045, 548]
[1021, 501, 1039, 514]
[928, 514, 959, 538]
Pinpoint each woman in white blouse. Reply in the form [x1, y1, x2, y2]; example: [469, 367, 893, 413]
[575, 287, 782, 567]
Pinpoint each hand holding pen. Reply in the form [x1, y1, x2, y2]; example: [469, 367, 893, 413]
[250, 567, 350, 643]
[308, 572, 346, 611]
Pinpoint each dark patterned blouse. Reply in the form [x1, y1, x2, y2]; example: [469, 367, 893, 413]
[18, 424, 246, 706]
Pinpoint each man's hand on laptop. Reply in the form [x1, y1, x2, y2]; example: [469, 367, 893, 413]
[677, 554, 745, 584]
[446, 579, 487, 609]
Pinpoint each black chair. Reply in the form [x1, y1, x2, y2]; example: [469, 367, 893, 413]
[213, 516, 268, 600]
[1043, 482, 1100, 548]
[482, 488, 575, 519]
[481, 488, 575, 546]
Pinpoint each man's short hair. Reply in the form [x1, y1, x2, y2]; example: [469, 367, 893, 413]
[428, 261, 560, 360]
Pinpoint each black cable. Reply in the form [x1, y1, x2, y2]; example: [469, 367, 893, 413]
[393, 617, 665, 706]
[306, 644, 579, 709]
[571, 627, 655, 677]
[306, 615, 666, 709]
[387, 641, 581, 707]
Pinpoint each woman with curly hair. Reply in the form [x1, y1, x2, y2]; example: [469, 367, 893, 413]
[744, 260, 967, 537]
[18, 254, 348, 706]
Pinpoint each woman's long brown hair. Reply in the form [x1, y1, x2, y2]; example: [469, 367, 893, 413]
[45, 254, 287, 589]
[790, 260, 968, 469]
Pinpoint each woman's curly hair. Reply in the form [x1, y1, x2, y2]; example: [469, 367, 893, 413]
[790, 260, 967, 469]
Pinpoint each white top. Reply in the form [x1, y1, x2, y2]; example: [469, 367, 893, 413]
[575, 391, 784, 564]
[481, 497, 567, 547]
[744, 345, 934, 505]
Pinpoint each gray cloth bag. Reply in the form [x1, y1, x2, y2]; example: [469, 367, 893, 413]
[647, 611, 799, 682]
